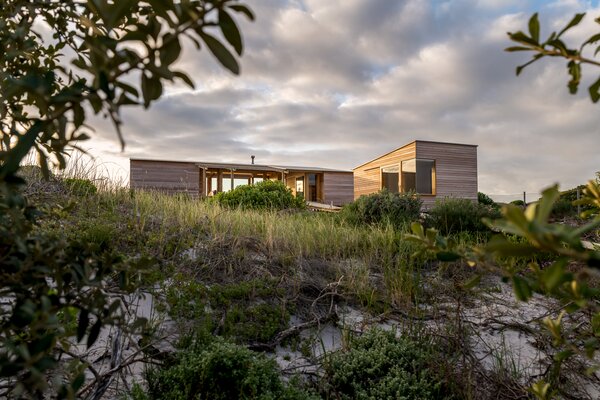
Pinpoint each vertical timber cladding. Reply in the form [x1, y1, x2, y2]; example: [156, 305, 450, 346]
[130, 159, 200, 196]
[416, 141, 478, 208]
[322, 172, 354, 206]
[353, 142, 416, 199]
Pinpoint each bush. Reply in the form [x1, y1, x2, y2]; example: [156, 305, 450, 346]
[323, 329, 455, 400]
[213, 180, 305, 210]
[136, 337, 317, 400]
[341, 190, 422, 228]
[426, 198, 501, 235]
[510, 199, 525, 207]
[478, 191, 498, 209]
[63, 178, 97, 196]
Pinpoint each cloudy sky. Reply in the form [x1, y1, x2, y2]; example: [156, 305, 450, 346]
[86, 0, 600, 199]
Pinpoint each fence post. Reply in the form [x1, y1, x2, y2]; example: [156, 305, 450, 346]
[523, 191, 526, 207]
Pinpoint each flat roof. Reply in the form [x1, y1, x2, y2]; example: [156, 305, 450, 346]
[130, 158, 351, 173]
[353, 140, 477, 170]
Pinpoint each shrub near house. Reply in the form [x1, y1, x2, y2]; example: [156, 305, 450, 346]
[213, 180, 305, 210]
[341, 190, 422, 228]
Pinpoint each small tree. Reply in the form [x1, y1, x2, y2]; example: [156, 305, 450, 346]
[0, 1, 253, 397]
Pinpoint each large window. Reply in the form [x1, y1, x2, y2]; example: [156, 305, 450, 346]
[401, 159, 435, 195]
[381, 165, 399, 193]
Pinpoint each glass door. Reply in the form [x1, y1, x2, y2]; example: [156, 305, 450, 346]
[295, 177, 304, 200]
[308, 174, 318, 201]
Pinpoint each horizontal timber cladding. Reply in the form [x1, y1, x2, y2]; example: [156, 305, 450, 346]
[353, 142, 416, 199]
[322, 172, 354, 206]
[130, 159, 200, 196]
[352, 141, 478, 208]
[416, 141, 477, 208]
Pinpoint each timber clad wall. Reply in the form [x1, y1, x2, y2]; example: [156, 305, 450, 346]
[353, 142, 416, 198]
[352, 141, 477, 208]
[417, 142, 477, 208]
[130, 160, 199, 196]
[323, 172, 354, 206]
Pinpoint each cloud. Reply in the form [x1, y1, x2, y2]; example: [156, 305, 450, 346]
[85, 0, 600, 198]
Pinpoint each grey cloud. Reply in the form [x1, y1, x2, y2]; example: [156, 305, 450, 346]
[85, 0, 599, 197]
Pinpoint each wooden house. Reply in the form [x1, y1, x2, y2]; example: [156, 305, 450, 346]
[130, 159, 354, 206]
[353, 140, 477, 208]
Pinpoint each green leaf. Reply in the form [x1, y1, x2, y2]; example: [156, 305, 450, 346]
[410, 222, 424, 238]
[557, 13, 586, 38]
[199, 31, 240, 75]
[229, 4, 255, 21]
[528, 13, 540, 43]
[508, 31, 539, 47]
[160, 33, 181, 66]
[87, 319, 102, 348]
[542, 259, 566, 292]
[436, 251, 461, 262]
[0, 121, 43, 180]
[567, 60, 581, 94]
[173, 71, 195, 88]
[505, 46, 534, 52]
[219, 9, 243, 55]
[536, 185, 560, 224]
[141, 73, 163, 107]
[77, 310, 89, 342]
[589, 76, 600, 103]
[512, 275, 532, 301]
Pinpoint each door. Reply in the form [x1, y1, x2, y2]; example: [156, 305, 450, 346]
[296, 176, 304, 200]
[308, 174, 318, 202]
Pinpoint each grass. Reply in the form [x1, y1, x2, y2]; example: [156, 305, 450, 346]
[16, 158, 499, 399]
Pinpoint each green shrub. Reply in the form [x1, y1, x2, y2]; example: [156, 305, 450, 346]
[165, 278, 289, 343]
[341, 190, 422, 228]
[426, 198, 501, 235]
[551, 197, 576, 218]
[136, 337, 317, 400]
[63, 178, 97, 196]
[213, 180, 305, 210]
[510, 199, 525, 207]
[323, 329, 455, 400]
[478, 191, 498, 209]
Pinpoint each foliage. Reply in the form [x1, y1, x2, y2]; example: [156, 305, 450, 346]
[0, 0, 253, 396]
[341, 190, 422, 228]
[406, 180, 600, 397]
[1, 0, 254, 176]
[63, 177, 97, 196]
[322, 329, 455, 400]
[426, 198, 501, 235]
[510, 199, 525, 207]
[213, 180, 305, 210]
[507, 13, 600, 103]
[133, 337, 317, 400]
[165, 278, 289, 343]
[478, 191, 498, 208]
[0, 189, 153, 397]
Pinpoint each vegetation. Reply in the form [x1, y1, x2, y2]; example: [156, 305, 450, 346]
[213, 180, 305, 210]
[426, 198, 501, 235]
[478, 192, 498, 209]
[0, 0, 254, 397]
[322, 329, 457, 400]
[341, 190, 422, 228]
[132, 336, 315, 400]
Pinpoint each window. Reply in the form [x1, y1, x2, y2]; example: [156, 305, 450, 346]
[401, 159, 435, 195]
[381, 165, 399, 193]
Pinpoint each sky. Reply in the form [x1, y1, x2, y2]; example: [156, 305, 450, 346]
[84, 0, 600, 200]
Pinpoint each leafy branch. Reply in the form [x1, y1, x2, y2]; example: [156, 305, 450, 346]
[507, 13, 600, 102]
